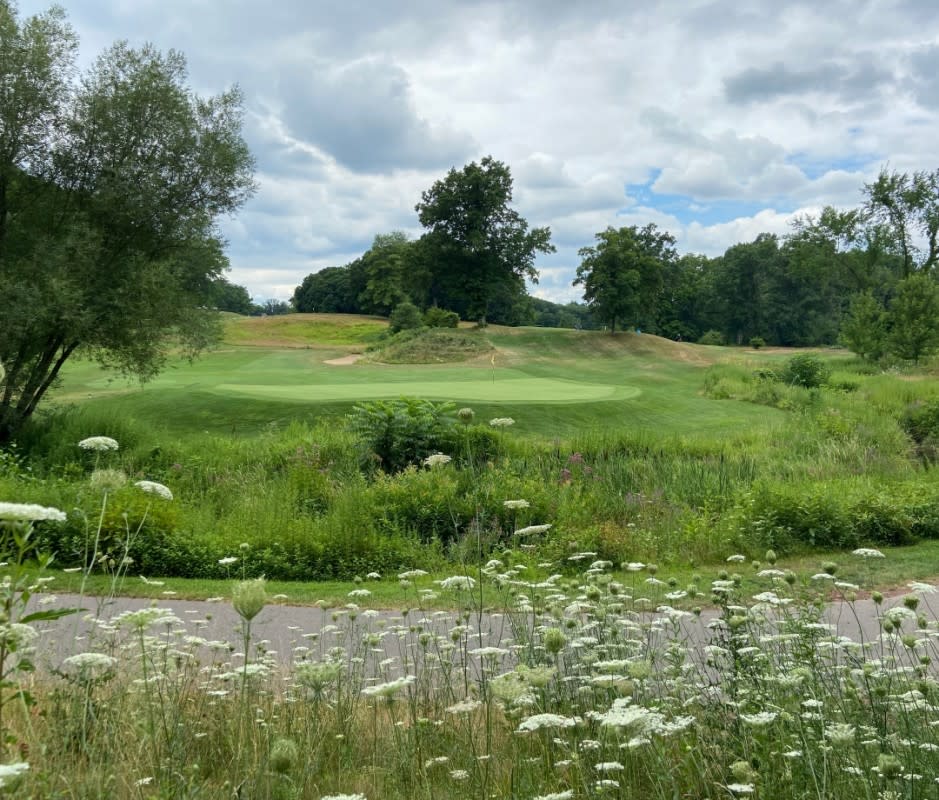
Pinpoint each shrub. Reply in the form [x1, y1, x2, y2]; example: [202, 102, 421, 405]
[780, 353, 830, 388]
[347, 397, 457, 473]
[749, 336, 766, 349]
[423, 307, 459, 328]
[698, 330, 725, 346]
[388, 301, 423, 334]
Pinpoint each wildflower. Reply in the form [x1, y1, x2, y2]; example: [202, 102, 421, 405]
[726, 785, 755, 795]
[503, 499, 530, 509]
[366, 572, 381, 579]
[625, 562, 645, 572]
[78, 436, 119, 451]
[348, 588, 371, 599]
[134, 480, 173, 500]
[534, 792, 573, 800]
[470, 646, 509, 658]
[457, 407, 474, 422]
[0, 624, 37, 651]
[114, 607, 179, 630]
[852, 547, 885, 558]
[909, 581, 938, 594]
[218, 557, 238, 566]
[61, 652, 117, 678]
[320, 795, 367, 800]
[446, 699, 482, 714]
[515, 524, 552, 536]
[596, 762, 624, 772]
[543, 627, 567, 654]
[90, 468, 127, 490]
[398, 569, 428, 580]
[423, 453, 451, 467]
[726, 554, 746, 562]
[232, 579, 267, 622]
[0, 762, 28, 788]
[449, 770, 469, 780]
[0, 502, 66, 523]
[489, 417, 515, 427]
[518, 713, 577, 732]
[134, 777, 153, 787]
[361, 675, 415, 697]
[295, 660, 343, 692]
[437, 575, 476, 590]
[739, 711, 778, 727]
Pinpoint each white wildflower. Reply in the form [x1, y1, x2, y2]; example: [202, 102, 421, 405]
[78, 436, 119, 451]
[852, 548, 885, 558]
[726, 554, 746, 562]
[0, 502, 66, 523]
[517, 713, 576, 732]
[398, 569, 428, 580]
[726, 785, 755, 795]
[0, 762, 28, 787]
[489, 417, 515, 427]
[437, 575, 476, 590]
[61, 652, 117, 676]
[515, 524, 552, 536]
[218, 557, 238, 566]
[534, 792, 573, 800]
[446, 699, 482, 715]
[449, 769, 469, 780]
[625, 562, 645, 571]
[423, 453, 451, 467]
[361, 675, 415, 697]
[134, 480, 173, 500]
[596, 761, 624, 772]
[503, 499, 530, 509]
[739, 711, 778, 727]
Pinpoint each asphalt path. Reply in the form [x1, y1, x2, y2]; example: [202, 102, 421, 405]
[24, 589, 934, 670]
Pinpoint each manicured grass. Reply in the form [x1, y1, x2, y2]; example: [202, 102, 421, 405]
[50, 317, 783, 438]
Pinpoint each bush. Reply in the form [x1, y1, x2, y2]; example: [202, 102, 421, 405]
[347, 397, 457, 473]
[423, 307, 459, 328]
[780, 354, 830, 388]
[749, 336, 766, 349]
[389, 301, 423, 334]
[698, 330, 725, 346]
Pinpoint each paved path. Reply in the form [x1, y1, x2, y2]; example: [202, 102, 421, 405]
[25, 589, 937, 669]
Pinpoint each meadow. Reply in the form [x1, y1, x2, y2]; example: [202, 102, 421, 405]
[3, 314, 939, 797]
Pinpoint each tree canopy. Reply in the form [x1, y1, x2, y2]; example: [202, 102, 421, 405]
[574, 224, 676, 333]
[415, 156, 554, 324]
[0, 2, 255, 441]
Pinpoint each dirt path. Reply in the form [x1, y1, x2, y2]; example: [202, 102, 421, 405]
[323, 353, 363, 365]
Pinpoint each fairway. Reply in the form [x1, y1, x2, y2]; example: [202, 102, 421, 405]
[216, 376, 636, 403]
[49, 315, 785, 437]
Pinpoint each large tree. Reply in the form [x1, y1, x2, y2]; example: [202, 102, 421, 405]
[0, 3, 255, 441]
[574, 224, 676, 334]
[415, 156, 554, 324]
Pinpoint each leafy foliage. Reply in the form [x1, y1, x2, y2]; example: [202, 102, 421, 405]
[388, 301, 424, 334]
[347, 398, 458, 473]
[0, 4, 255, 441]
[780, 354, 831, 388]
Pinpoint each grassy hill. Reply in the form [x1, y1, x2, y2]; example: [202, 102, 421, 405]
[48, 313, 793, 438]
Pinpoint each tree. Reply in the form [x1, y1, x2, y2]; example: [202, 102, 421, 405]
[292, 266, 358, 313]
[711, 234, 780, 344]
[416, 156, 554, 324]
[888, 275, 939, 362]
[358, 231, 418, 315]
[0, 3, 255, 441]
[207, 277, 254, 314]
[864, 168, 939, 277]
[840, 292, 888, 362]
[574, 224, 676, 333]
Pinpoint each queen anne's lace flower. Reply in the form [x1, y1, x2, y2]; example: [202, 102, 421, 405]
[517, 713, 577, 732]
[78, 436, 119, 451]
[515, 524, 552, 536]
[852, 547, 885, 558]
[134, 480, 173, 500]
[422, 453, 451, 467]
[0, 503, 66, 522]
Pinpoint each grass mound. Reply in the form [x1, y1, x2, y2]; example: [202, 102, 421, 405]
[222, 313, 387, 347]
[369, 328, 495, 363]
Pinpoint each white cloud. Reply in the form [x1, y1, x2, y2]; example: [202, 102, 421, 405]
[15, 0, 939, 301]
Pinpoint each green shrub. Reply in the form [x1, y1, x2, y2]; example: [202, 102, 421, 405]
[698, 330, 725, 346]
[347, 397, 457, 473]
[780, 354, 830, 388]
[749, 336, 766, 349]
[423, 307, 459, 328]
[388, 301, 423, 334]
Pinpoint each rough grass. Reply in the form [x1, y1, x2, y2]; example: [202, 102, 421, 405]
[222, 312, 387, 347]
[368, 328, 494, 364]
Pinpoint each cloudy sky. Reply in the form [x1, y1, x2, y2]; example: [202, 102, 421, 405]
[18, 0, 939, 302]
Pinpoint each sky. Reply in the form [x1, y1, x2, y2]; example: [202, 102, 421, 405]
[17, 0, 939, 303]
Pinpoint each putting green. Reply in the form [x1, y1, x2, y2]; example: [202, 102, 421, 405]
[215, 377, 640, 404]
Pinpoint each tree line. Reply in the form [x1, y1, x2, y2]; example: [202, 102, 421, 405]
[291, 163, 939, 361]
